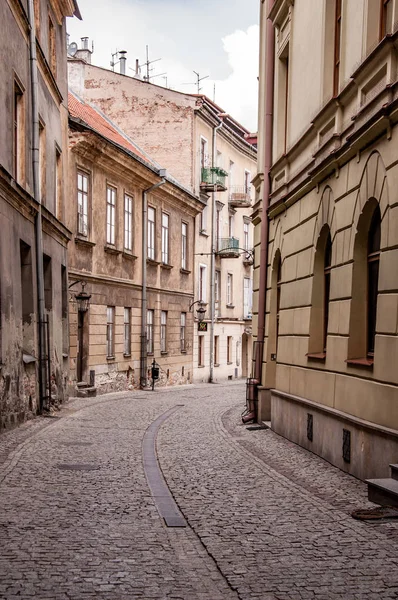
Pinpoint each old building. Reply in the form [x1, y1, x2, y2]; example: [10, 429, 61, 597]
[0, 0, 80, 430]
[67, 92, 203, 394]
[253, 0, 398, 481]
[68, 55, 257, 383]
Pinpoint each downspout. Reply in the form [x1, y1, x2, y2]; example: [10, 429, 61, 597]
[209, 117, 223, 383]
[140, 174, 167, 389]
[27, 0, 46, 411]
[255, 0, 275, 382]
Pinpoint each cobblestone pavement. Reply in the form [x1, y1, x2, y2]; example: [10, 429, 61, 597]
[0, 383, 397, 599]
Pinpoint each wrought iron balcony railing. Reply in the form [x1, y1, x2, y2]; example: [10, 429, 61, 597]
[217, 237, 240, 258]
[201, 167, 228, 192]
[229, 185, 252, 208]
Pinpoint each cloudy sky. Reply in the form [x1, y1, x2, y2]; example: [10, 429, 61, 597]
[67, 0, 260, 131]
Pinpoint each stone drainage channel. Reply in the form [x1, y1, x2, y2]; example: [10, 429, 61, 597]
[142, 404, 187, 528]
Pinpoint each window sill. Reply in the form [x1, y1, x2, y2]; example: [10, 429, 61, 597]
[123, 353, 131, 358]
[75, 236, 96, 248]
[160, 351, 168, 355]
[147, 352, 154, 357]
[214, 363, 220, 367]
[226, 304, 235, 309]
[122, 251, 137, 261]
[147, 258, 160, 266]
[198, 365, 205, 368]
[104, 244, 121, 255]
[199, 230, 209, 237]
[181, 350, 187, 354]
[227, 362, 233, 365]
[106, 356, 115, 361]
[180, 268, 191, 275]
[306, 352, 326, 361]
[161, 263, 173, 270]
[346, 357, 374, 368]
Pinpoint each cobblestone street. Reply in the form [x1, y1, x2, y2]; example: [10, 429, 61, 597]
[0, 382, 398, 599]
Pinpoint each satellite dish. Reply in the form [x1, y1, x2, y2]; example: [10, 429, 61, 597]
[68, 42, 78, 57]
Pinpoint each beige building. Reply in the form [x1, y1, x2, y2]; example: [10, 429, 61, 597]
[253, 0, 398, 482]
[67, 55, 257, 383]
[0, 0, 80, 430]
[67, 92, 203, 394]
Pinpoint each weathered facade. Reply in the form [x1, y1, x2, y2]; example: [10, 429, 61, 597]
[253, 0, 398, 480]
[67, 93, 203, 394]
[67, 57, 257, 383]
[0, 0, 79, 430]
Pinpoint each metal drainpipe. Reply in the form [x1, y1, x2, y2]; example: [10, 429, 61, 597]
[140, 176, 167, 389]
[255, 0, 275, 382]
[209, 118, 223, 383]
[27, 0, 46, 411]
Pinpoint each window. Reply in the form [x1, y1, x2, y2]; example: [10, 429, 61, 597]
[229, 160, 234, 187]
[181, 222, 188, 269]
[244, 221, 249, 251]
[55, 148, 62, 219]
[124, 194, 133, 251]
[180, 312, 186, 352]
[13, 81, 24, 183]
[216, 150, 222, 168]
[161, 213, 169, 264]
[61, 266, 68, 353]
[277, 48, 289, 155]
[106, 186, 116, 245]
[324, 235, 332, 352]
[20, 241, 34, 351]
[216, 207, 222, 248]
[43, 254, 52, 311]
[200, 137, 208, 170]
[227, 336, 232, 364]
[124, 308, 131, 356]
[106, 306, 115, 358]
[276, 259, 282, 355]
[367, 208, 381, 356]
[77, 171, 89, 236]
[48, 15, 56, 76]
[148, 207, 155, 260]
[228, 214, 234, 238]
[244, 278, 252, 318]
[214, 335, 219, 365]
[39, 121, 46, 203]
[160, 311, 167, 353]
[199, 265, 207, 303]
[147, 309, 154, 354]
[227, 273, 233, 305]
[333, 0, 341, 96]
[198, 335, 204, 366]
[33, 0, 40, 39]
[215, 270, 220, 316]
[244, 170, 251, 195]
[380, 0, 394, 38]
[200, 203, 208, 232]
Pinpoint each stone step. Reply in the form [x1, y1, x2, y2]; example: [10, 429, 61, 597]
[390, 464, 398, 481]
[366, 478, 398, 507]
[75, 386, 97, 398]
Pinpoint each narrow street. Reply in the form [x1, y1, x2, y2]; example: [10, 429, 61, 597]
[0, 383, 398, 600]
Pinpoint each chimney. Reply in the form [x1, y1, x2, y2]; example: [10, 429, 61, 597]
[119, 51, 127, 75]
[81, 37, 89, 50]
[74, 37, 93, 64]
[135, 58, 139, 75]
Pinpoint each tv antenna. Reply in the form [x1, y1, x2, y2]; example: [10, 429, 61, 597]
[183, 70, 209, 94]
[142, 45, 161, 81]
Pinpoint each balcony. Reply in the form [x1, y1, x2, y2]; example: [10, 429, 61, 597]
[229, 186, 252, 208]
[217, 237, 240, 258]
[243, 250, 254, 266]
[200, 167, 228, 192]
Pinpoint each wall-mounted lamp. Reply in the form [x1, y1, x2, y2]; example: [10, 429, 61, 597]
[189, 300, 206, 323]
[69, 280, 91, 312]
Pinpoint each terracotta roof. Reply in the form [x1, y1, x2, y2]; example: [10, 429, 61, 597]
[68, 92, 157, 168]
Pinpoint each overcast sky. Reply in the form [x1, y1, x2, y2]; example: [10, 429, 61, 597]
[67, 0, 260, 131]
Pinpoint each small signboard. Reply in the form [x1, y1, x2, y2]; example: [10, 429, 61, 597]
[198, 322, 208, 332]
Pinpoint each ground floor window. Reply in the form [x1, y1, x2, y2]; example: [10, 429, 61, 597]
[106, 306, 115, 358]
[198, 335, 204, 366]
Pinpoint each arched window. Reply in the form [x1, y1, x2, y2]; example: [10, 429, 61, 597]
[308, 226, 331, 359]
[348, 200, 381, 364]
[367, 207, 381, 357]
[276, 257, 282, 356]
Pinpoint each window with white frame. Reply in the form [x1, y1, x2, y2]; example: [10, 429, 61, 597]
[199, 264, 207, 303]
[160, 310, 167, 352]
[106, 306, 115, 358]
[244, 170, 251, 195]
[77, 170, 89, 236]
[124, 307, 131, 355]
[181, 222, 188, 269]
[227, 273, 233, 305]
[244, 221, 249, 251]
[148, 207, 155, 260]
[227, 335, 232, 363]
[106, 185, 116, 245]
[147, 309, 154, 354]
[229, 160, 234, 187]
[162, 213, 169, 264]
[200, 203, 208, 232]
[180, 312, 186, 351]
[124, 194, 133, 251]
[244, 278, 252, 318]
[215, 270, 220, 316]
[228, 214, 234, 238]
[200, 137, 208, 170]
[198, 335, 204, 366]
[216, 150, 222, 168]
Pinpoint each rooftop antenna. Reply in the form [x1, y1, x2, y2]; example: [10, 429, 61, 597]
[213, 83, 216, 103]
[183, 71, 209, 94]
[140, 45, 161, 82]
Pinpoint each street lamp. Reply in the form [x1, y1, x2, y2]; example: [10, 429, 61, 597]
[189, 300, 206, 323]
[70, 281, 91, 312]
